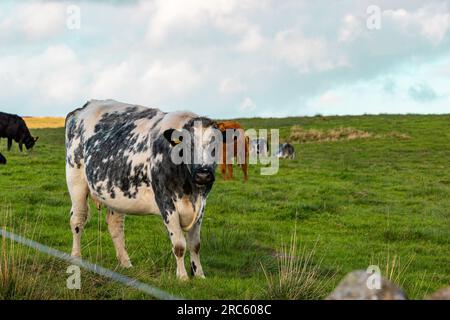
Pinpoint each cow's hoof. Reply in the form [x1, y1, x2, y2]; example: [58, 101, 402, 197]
[119, 260, 133, 268]
[71, 252, 81, 259]
[195, 274, 206, 279]
[178, 274, 189, 282]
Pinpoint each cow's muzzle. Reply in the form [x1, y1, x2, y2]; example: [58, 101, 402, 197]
[194, 167, 215, 185]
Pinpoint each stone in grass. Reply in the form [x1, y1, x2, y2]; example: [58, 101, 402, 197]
[425, 287, 450, 300]
[327, 270, 407, 300]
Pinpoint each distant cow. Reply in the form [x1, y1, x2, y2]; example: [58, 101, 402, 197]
[216, 121, 249, 181]
[0, 112, 39, 151]
[65, 99, 221, 280]
[0, 152, 6, 165]
[250, 138, 268, 158]
[277, 143, 295, 159]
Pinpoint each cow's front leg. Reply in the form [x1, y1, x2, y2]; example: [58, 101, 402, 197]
[7, 138, 12, 151]
[106, 209, 132, 268]
[164, 210, 188, 281]
[187, 219, 205, 278]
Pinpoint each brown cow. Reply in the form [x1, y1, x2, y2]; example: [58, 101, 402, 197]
[216, 121, 249, 181]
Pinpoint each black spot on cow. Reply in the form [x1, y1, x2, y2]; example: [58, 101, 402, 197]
[190, 261, 197, 276]
[65, 115, 86, 168]
[0, 111, 38, 152]
[174, 244, 185, 258]
[75, 226, 79, 233]
[65, 101, 89, 128]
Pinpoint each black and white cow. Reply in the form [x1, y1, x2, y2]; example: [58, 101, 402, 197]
[65, 99, 220, 280]
[277, 143, 295, 159]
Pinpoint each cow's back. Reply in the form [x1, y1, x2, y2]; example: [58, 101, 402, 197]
[0, 112, 21, 137]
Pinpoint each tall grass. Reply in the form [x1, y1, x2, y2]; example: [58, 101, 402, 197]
[0, 205, 133, 299]
[368, 252, 418, 298]
[261, 230, 337, 300]
[0, 207, 55, 299]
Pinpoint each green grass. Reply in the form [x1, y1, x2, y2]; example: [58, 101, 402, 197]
[0, 114, 449, 299]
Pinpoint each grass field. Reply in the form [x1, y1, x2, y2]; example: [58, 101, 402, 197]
[1, 114, 449, 299]
[23, 117, 65, 129]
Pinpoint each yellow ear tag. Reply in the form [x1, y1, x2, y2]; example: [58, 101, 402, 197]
[173, 139, 182, 145]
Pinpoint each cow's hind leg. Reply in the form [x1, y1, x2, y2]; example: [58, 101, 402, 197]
[163, 210, 188, 280]
[187, 219, 205, 278]
[227, 163, 233, 179]
[7, 138, 12, 151]
[67, 172, 90, 258]
[106, 209, 132, 268]
[220, 163, 227, 180]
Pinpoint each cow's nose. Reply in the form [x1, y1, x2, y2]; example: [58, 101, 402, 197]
[194, 169, 214, 185]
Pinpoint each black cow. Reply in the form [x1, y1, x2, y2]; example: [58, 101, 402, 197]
[0, 112, 39, 151]
[0, 152, 6, 165]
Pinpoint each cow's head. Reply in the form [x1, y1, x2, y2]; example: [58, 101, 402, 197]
[163, 117, 221, 187]
[24, 136, 39, 150]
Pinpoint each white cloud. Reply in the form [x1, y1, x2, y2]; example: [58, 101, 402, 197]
[145, 0, 267, 51]
[0, 45, 84, 106]
[0, 2, 66, 42]
[240, 97, 256, 112]
[274, 29, 348, 73]
[384, 4, 450, 45]
[219, 77, 245, 96]
[146, 0, 263, 46]
[318, 92, 341, 105]
[338, 14, 362, 43]
[1, 1, 450, 117]
[90, 59, 202, 105]
[236, 27, 265, 52]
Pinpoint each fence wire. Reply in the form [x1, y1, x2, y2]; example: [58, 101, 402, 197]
[0, 228, 181, 300]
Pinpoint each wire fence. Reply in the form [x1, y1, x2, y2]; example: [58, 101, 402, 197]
[0, 228, 181, 300]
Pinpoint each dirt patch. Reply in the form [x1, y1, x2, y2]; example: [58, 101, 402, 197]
[289, 126, 374, 143]
[289, 126, 410, 143]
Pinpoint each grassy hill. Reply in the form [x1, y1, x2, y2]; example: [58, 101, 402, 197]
[0, 114, 449, 299]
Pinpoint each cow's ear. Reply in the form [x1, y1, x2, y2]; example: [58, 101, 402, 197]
[163, 129, 183, 147]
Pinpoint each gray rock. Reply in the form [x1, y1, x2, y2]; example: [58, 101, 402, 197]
[425, 287, 450, 300]
[327, 270, 407, 300]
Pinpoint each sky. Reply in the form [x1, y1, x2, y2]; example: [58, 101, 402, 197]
[0, 0, 450, 118]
